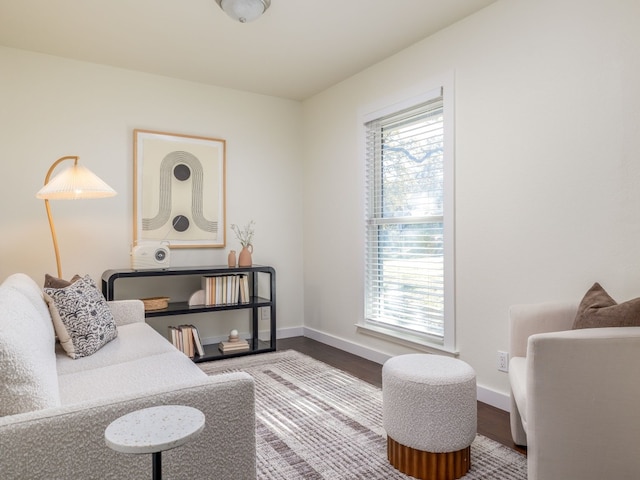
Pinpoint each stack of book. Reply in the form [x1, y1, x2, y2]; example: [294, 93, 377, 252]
[168, 324, 205, 358]
[201, 274, 250, 306]
[219, 338, 250, 353]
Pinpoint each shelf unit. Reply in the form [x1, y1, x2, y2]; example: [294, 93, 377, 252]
[101, 265, 276, 362]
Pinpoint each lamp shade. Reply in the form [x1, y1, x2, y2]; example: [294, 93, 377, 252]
[36, 164, 116, 200]
[217, 0, 270, 23]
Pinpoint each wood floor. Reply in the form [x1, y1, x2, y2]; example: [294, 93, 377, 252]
[277, 336, 527, 455]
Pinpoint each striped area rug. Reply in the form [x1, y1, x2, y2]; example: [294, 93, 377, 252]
[199, 350, 527, 480]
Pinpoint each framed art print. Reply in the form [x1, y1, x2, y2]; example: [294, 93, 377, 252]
[133, 129, 226, 248]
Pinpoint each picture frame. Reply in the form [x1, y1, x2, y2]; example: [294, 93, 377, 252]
[133, 129, 226, 248]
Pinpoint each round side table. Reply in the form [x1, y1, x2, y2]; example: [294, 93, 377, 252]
[105, 405, 205, 480]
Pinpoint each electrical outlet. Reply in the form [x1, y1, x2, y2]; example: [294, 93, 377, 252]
[497, 351, 509, 372]
[260, 307, 271, 321]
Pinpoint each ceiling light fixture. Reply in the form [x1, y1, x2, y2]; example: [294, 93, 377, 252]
[215, 0, 271, 23]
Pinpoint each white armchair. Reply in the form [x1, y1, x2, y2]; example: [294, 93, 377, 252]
[508, 302, 640, 480]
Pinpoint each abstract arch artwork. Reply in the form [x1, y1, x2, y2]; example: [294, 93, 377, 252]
[134, 130, 226, 248]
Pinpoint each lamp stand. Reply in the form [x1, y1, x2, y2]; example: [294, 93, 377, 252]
[42, 156, 79, 278]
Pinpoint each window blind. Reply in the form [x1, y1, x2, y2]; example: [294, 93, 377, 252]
[364, 96, 446, 341]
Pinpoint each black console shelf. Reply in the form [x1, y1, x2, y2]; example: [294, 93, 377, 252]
[101, 265, 276, 362]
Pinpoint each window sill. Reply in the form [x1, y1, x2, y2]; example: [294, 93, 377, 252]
[355, 323, 459, 357]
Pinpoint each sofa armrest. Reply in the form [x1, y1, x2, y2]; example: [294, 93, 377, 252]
[0, 372, 256, 480]
[526, 327, 640, 480]
[107, 299, 145, 327]
[508, 302, 577, 358]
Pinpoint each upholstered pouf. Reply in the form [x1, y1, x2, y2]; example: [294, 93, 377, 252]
[382, 354, 477, 480]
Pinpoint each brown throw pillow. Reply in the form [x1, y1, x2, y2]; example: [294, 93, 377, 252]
[573, 282, 640, 329]
[44, 274, 82, 289]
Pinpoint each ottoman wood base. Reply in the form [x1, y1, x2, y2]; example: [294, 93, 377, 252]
[387, 436, 471, 480]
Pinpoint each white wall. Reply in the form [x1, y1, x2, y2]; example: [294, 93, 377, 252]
[302, 0, 640, 407]
[0, 46, 305, 341]
[3, 0, 640, 409]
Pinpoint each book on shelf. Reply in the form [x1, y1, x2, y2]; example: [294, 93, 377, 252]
[200, 274, 249, 306]
[219, 338, 250, 353]
[239, 274, 249, 303]
[190, 325, 205, 357]
[184, 325, 194, 358]
[169, 326, 178, 350]
[168, 324, 205, 358]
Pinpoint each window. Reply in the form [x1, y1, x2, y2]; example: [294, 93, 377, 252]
[362, 86, 454, 351]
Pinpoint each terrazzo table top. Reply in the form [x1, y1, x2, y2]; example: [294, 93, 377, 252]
[105, 405, 205, 455]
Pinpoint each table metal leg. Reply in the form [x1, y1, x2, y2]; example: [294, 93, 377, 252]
[152, 451, 162, 480]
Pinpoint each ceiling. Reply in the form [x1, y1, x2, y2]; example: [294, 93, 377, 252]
[0, 0, 496, 100]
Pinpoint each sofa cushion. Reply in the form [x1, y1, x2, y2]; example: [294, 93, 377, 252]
[44, 275, 118, 359]
[56, 321, 176, 375]
[573, 282, 640, 329]
[0, 286, 61, 416]
[57, 350, 207, 405]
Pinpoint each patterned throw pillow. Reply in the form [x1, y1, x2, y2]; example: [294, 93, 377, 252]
[44, 275, 117, 359]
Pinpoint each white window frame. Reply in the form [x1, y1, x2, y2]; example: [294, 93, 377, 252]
[357, 76, 456, 354]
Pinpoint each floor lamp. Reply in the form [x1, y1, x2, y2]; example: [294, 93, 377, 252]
[36, 156, 117, 278]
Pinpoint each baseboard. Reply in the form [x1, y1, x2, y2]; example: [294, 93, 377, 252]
[302, 326, 392, 365]
[476, 385, 511, 412]
[276, 326, 305, 338]
[301, 326, 511, 413]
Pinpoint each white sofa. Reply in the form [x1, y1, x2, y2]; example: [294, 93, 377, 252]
[0, 273, 256, 480]
[508, 301, 640, 480]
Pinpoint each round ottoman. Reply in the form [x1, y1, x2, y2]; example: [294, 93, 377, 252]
[382, 354, 477, 480]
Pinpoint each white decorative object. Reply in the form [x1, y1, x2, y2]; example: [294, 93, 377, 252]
[188, 289, 205, 306]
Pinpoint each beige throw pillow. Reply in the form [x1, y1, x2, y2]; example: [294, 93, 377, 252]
[573, 282, 640, 329]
